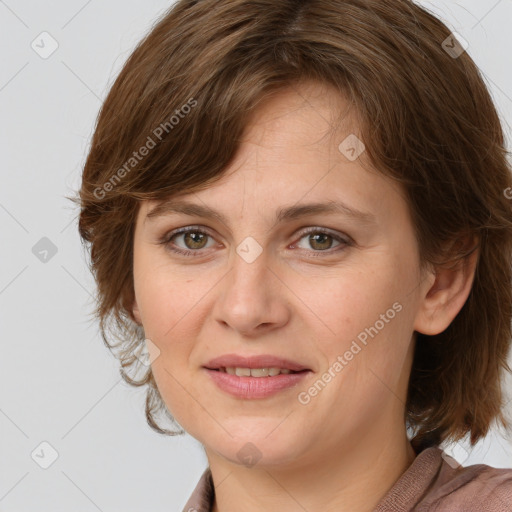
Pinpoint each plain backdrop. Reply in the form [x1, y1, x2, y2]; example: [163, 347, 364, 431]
[1, 1, 512, 510]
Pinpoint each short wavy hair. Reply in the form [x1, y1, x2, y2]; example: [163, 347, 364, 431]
[72, 0, 512, 451]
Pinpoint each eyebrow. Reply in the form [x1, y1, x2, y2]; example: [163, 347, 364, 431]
[145, 198, 376, 228]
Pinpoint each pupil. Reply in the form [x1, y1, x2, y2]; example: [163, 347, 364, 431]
[185, 232, 206, 249]
[310, 233, 331, 250]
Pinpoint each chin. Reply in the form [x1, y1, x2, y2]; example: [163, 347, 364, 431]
[203, 428, 305, 468]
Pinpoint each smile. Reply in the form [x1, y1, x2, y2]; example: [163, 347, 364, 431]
[204, 368, 311, 399]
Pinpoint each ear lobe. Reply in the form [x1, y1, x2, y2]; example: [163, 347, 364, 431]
[413, 236, 479, 336]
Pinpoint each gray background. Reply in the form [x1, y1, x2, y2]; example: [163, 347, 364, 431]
[1, 1, 511, 510]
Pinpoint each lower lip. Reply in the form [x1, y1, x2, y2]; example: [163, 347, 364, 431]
[203, 368, 311, 399]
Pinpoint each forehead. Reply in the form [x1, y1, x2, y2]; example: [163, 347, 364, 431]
[240, 81, 359, 147]
[137, 81, 407, 231]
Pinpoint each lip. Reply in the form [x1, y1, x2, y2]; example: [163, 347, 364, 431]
[203, 353, 311, 372]
[203, 368, 311, 399]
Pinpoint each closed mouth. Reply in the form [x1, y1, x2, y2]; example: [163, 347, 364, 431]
[207, 367, 310, 377]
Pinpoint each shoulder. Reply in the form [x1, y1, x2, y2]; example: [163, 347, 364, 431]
[421, 451, 512, 512]
[373, 446, 511, 512]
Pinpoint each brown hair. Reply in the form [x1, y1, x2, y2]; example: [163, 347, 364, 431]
[72, 0, 512, 450]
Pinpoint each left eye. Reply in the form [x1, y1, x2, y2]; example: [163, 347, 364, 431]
[293, 230, 345, 251]
[160, 227, 351, 256]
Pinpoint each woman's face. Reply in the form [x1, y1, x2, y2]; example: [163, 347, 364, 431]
[131, 81, 434, 469]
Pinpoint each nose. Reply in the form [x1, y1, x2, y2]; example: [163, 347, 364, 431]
[212, 247, 291, 337]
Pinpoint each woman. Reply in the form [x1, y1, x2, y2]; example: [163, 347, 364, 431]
[74, 0, 512, 510]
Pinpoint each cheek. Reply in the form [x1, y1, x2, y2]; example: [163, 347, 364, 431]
[305, 265, 411, 391]
[136, 272, 209, 420]
[134, 261, 220, 382]
[304, 267, 399, 340]
[139, 282, 201, 349]
[133, 251, 204, 335]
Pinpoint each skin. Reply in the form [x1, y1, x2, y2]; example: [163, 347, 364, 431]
[131, 80, 478, 512]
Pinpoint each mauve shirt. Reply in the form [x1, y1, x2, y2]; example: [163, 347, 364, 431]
[181, 446, 512, 511]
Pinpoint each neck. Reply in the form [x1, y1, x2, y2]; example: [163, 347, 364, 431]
[209, 432, 417, 512]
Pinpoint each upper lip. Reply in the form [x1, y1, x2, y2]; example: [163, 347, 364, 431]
[204, 354, 311, 372]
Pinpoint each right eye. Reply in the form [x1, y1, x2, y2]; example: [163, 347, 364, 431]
[159, 226, 218, 256]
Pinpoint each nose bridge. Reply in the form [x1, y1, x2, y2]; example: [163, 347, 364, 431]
[228, 236, 271, 305]
[213, 236, 288, 334]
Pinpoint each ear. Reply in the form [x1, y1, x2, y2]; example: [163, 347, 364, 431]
[413, 235, 479, 335]
[131, 298, 142, 325]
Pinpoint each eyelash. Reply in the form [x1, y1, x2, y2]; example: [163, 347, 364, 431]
[158, 225, 353, 258]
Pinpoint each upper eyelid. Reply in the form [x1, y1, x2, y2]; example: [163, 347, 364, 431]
[166, 224, 348, 237]
[164, 225, 352, 246]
